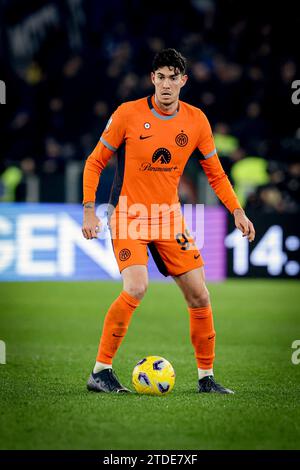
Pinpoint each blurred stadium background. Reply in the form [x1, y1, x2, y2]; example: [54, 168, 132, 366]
[0, 0, 299, 282]
[0, 0, 300, 452]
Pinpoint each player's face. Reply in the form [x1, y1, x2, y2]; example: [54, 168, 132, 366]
[151, 66, 188, 106]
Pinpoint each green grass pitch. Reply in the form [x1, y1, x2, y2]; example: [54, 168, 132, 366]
[0, 279, 299, 450]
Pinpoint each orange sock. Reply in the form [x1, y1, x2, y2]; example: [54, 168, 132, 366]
[188, 305, 216, 369]
[96, 291, 140, 364]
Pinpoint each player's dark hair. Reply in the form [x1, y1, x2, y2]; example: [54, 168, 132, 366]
[152, 48, 187, 75]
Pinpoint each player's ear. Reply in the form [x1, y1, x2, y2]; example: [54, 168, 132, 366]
[151, 72, 155, 85]
[180, 74, 188, 88]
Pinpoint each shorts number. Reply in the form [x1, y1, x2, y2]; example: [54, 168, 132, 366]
[176, 229, 190, 251]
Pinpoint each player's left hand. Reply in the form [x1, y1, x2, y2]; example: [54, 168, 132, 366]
[233, 208, 255, 242]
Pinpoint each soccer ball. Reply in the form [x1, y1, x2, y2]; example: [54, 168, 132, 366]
[132, 356, 175, 396]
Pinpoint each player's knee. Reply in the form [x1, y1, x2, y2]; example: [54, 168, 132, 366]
[187, 287, 210, 308]
[125, 282, 148, 300]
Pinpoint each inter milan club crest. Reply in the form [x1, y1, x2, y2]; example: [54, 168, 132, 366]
[144, 122, 151, 129]
[175, 132, 188, 147]
[119, 248, 131, 261]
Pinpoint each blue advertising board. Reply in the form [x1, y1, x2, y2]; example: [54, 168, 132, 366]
[0, 203, 227, 282]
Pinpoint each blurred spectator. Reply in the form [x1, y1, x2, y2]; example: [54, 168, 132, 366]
[0, 0, 299, 210]
[233, 101, 269, 155]
[245, 160, 300, 213]
[213, 122, 240, 174]
[0, 164, 22, 202]
[15, 158, 37, 202]
[231, 157, 270, 206]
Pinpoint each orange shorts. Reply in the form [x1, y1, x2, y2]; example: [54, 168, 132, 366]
[109, 213, 204, 277]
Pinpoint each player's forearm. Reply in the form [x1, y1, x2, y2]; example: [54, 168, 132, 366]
[82, 141, 114, 204]
[83, 158, 101, 204]
[200, 155, 242, 213]
[209, 174, 242, 213]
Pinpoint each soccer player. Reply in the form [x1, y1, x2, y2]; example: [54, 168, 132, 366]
[82, 49, 255, 394]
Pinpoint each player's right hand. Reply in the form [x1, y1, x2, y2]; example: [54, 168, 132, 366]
[82, 212, 101, 239]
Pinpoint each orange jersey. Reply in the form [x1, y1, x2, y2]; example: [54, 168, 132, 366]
[83, 96, 241, 215]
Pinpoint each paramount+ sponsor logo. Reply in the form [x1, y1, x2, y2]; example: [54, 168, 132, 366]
[139, 148, 178, 172]
[152, 147, 171, 164]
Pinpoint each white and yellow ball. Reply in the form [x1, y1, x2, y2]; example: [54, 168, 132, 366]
[132, 356, 175, 396]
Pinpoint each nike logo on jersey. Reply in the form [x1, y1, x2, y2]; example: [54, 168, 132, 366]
[140, 135, 153, 140]
[194, 254, 200, 259]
